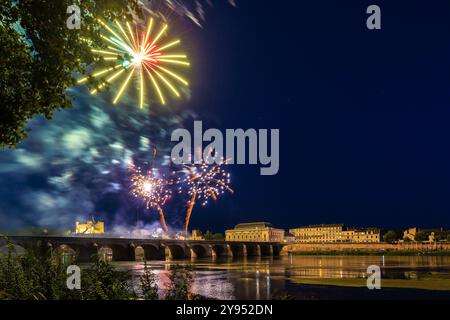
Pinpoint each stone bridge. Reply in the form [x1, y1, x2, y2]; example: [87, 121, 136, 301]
[1, 236, 282, 262]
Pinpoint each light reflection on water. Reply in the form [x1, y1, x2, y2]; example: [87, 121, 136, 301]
[111, 255, 450, 300]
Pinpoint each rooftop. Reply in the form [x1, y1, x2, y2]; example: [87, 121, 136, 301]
[292, 224, 344, 229]
[235, 222, 274, 229]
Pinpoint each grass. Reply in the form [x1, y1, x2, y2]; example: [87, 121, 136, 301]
[290, 277, 450, 291]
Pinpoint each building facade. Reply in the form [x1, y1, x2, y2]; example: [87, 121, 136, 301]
[289, 224, 380, 243]
[225, 222, 285, 242]
[189, 230, 205, 241]
[75, 220, 105, 234]
[289, 224, 344, 243]
[339, 229, 380, 243]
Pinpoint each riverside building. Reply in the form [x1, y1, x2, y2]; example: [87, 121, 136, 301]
[225, 222, 285, 242]
[289, 224, 380, 243]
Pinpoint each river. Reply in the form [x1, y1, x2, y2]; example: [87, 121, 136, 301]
[111, 255, 450, 300]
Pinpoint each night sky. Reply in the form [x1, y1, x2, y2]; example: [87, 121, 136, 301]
[2, 0, 450, 233]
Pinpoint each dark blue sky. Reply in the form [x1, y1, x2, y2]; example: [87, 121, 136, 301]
[183, 0, 450, 231]
[2, 0, 450, 233]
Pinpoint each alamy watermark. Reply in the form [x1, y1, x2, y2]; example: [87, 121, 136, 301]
[66, 4, 81, 30]
[66, 265, 81, 290]
[366, 5, 381, 30]
[171, 121, 279, 175]
[366, 265, 381, 289]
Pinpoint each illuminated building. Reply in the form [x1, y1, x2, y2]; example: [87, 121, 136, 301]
[403, 227, 417, 241]
[289, 224, 380, 243]
[283, 231, 296, 243]
[188, 230, 205, 240]
[225, 222, 284, 242]
[75, 220, 105, 234]
[339, 228, 380, 243]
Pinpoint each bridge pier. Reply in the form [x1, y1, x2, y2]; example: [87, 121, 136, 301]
[189, 247, 198, 259]
[224, 244, 234, 257]
[256, 244, 262, 256]
[164, 244, 187, 260]
[242, 244, 248, 257]
[209, 245, 217, 258]
[165, 246, 173, 260]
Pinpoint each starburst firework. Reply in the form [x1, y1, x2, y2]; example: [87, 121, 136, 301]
[177, 159, 233, 232]
[78, 18, 190, 107]
[130, 166, 171, 232]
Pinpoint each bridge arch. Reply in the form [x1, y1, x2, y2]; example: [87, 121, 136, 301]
[164, 244, 186, 260]
[210, 244, 226, 257]
[68, 243, 98, 262]
[260, 244, 273, 256]
[135, 244, 164, 261]
[245, 244, 261, 256]
[189, 244, 208, 259]
[109, 244, 134, 261]
[135, 246, 145, 261]
[272, 245, 281, 256]
[55, 244, 76, 265]
[229, 244, 246, 257]
[0, 244, 26, 256]
[98, 246, 113, 262]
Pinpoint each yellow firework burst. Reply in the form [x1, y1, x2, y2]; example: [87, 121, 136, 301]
[78, 18, 190, 107]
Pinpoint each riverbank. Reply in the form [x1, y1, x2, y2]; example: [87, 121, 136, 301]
[281, 242, 450, 256]
[288, 250, 450, 256]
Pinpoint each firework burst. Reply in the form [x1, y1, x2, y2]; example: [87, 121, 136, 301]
[130, 166, 171, 232]
[78, 17, 190, 107]
[177, 159, 233, 232]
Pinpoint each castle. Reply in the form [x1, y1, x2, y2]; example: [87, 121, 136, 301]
[75, 220, 105, 234]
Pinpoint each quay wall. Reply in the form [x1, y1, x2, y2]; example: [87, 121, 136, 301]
[280, 242, 450, 255]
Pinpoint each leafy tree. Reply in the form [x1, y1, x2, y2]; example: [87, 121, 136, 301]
[203, 231, 224, 241]
[415, 231, 429, 242]
[434, 231, 448, 242]
[383, 230, 399, 243]
[165, 265, 193, 300]
[80, 258, 136, 300]
[140, 261, 159, 300]
[0, 240, 204, 300]
[0, 242, 79, 299]
[0, 240, 135, 300]
[0, 0, 140, 147]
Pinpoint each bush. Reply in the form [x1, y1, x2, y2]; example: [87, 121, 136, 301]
[0, 240, 135, 300]
[80, 259, 136, 300]
[165, 265, 193, 300]
[0, 240, 202, 300]
[383, 230, 399, 243]
[203, 231, 224, 241]
[415, 231, 429, 242]
[0, 242, 77, 300]
[140, 262, 159, 300]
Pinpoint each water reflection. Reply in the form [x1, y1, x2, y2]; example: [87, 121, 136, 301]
[112, 255, 450, 300]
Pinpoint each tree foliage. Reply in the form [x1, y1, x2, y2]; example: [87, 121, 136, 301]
[415, 230, 429, 242]
[165, 264, 193, 300]
[383, 230, 399, 243]
[140, 261, 159, 300]
[0, 241, 135, 300]
[0, 240, 202, 300]
[0, 0, 140, 147]
[203, 230, 224, 241]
